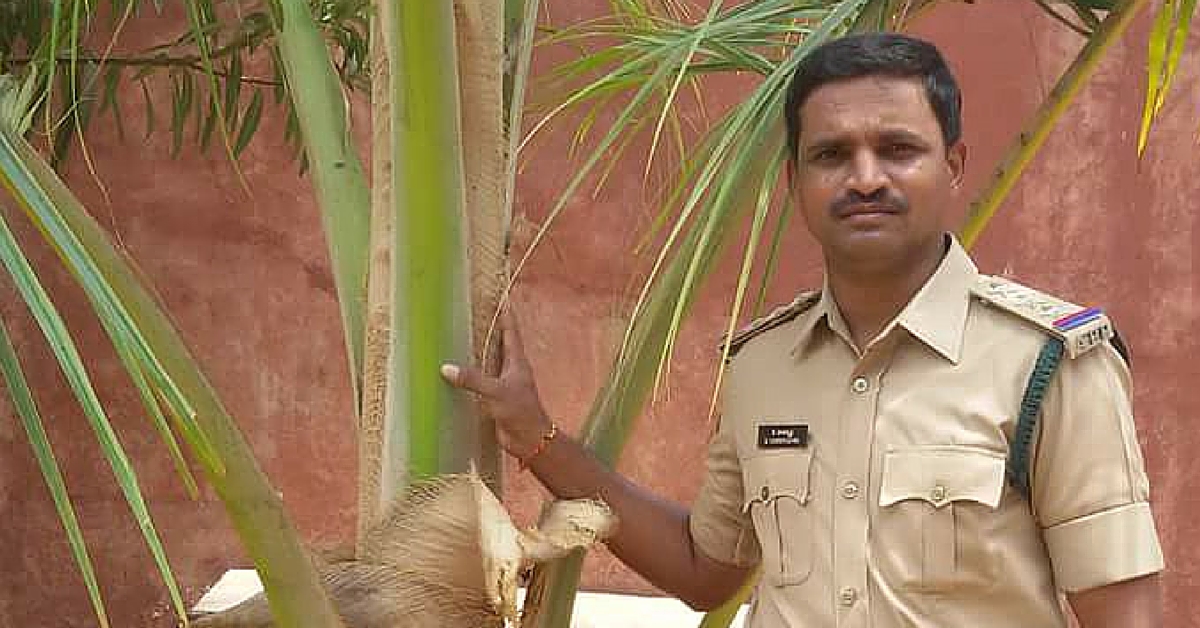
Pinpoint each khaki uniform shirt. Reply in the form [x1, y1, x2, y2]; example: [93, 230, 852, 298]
[690, 238, 1164, 627]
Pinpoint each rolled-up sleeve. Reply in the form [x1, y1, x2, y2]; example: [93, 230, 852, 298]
[1032, 342, 1165, 592]
[690, 418, 759, 568]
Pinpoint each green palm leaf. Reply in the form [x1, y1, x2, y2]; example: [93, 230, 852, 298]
[0, 122, 349, 628]
[271, 0, 370, 404]
[1, 0, 370, 163]
[0, 133, 189, 624]
[961, 0, 1152, 247]
[1137, 0, 1198, 156]
[0, 321, 111, 628]
[537, 0, 869, 460]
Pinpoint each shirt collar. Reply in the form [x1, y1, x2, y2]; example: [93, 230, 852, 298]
[893, 236, 977, 363]
[790, 235, 978, 364]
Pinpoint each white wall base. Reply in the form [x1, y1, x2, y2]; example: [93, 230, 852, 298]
[193, 569, 750, 627]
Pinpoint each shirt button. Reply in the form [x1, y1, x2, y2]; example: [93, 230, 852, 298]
[840, 481, 860, 500]
[930, 484, 948, 505]
[851, 376, 871, 394]
[838, 586, 858, 607]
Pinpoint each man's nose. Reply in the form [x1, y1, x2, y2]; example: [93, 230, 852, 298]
[846, 150, 888, 195]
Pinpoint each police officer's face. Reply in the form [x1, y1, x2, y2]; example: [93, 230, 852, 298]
[790, 76, 965, 275]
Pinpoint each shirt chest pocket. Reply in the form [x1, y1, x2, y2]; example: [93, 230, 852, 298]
[876, 446, 1006, 593]
[741, 452, 815, 587]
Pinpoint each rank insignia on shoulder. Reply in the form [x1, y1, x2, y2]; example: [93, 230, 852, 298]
[719, 290, 820, 362]
[972, 275, 1114, 359]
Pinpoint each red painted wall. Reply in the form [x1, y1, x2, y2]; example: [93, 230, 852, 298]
[0, 1, 1194, 626]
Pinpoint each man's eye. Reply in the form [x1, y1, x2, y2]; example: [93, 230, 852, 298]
[885, 143, 919, 157]
[810, 148, 840, 162]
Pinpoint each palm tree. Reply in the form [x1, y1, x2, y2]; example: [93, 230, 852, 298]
[0, 0, 1191, 626]
[0, 0, 530, 625]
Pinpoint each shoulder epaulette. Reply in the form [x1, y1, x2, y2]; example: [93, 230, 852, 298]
[719, 291, 820, 361]
[971, 275, 1114, 359]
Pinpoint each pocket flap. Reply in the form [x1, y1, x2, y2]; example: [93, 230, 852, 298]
[879, 447, 1005, 509]
[741, 453, 812, 511]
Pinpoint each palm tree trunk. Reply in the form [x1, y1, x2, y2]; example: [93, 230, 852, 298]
[380, 0, 478, 486]
[357, 9, 396, 550]
[360, 0, 517, 544]
[455, 0, 509, 492]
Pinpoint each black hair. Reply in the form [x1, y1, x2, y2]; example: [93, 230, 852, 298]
[784, 32, 962, 161]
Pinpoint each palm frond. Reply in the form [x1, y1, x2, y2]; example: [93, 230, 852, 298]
[961, 0, 1154, 247]
[0, 121, 349, 628]
[1031, 0, 1101, 36]
[1137, 0, 1197, 156]
[512, 0, 840, 326]
[587, 0, 869, 459]
[270, 0, 371, 409]
[0, 132, 190, 624]
[521, 5, 872, 626]
[0, 69, 42, 136]
[0, 319, 111, 628]
[504, 0, 540, 219]
[0, 0, 370, 162]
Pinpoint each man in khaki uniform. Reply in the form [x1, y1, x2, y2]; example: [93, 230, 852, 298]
[443, 33, 1164, 626]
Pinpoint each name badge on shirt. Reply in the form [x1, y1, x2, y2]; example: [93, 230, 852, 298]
[757, 423, 809, 449]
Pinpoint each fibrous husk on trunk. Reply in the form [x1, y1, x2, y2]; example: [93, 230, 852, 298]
[193, 471, 616, 628]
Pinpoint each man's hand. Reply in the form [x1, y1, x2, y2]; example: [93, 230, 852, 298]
[441, 311, 554, 462]
[440, 309, 749, 609]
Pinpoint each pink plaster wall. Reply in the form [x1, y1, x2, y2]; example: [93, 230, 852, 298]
[0, 1, 1195, 626]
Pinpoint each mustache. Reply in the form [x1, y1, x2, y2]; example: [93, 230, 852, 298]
[829, 189, 908, 215]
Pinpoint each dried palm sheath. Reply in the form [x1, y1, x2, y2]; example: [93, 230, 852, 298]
[193, 471, 616, 628]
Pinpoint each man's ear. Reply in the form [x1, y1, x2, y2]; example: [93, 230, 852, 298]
[947, 141, 966, 189]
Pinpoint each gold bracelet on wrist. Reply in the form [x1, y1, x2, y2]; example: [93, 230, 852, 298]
[519, 423, 558, 471]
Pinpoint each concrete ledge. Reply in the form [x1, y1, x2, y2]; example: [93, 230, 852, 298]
[194, 569, 749, 627]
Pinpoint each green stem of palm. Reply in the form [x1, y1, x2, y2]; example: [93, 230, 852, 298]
[383, 0, 477, 487]
[272, 0, 372, 406]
